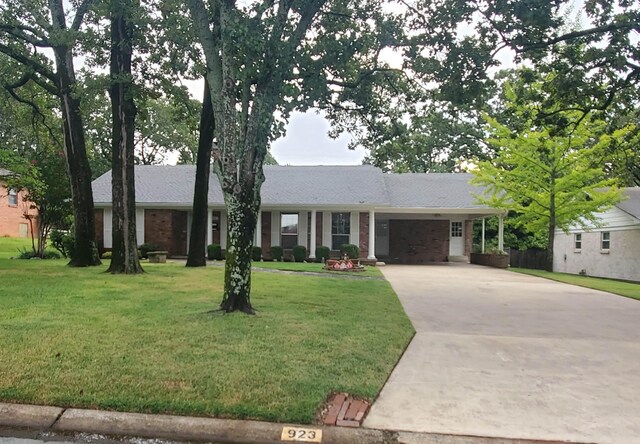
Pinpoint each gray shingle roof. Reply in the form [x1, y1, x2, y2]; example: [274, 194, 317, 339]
[92, 165, 493, 210]
[383, 172, 488, 208]
[617, 187, 640, 220]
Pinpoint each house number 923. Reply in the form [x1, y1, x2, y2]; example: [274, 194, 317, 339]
[280, 426, 322, 442]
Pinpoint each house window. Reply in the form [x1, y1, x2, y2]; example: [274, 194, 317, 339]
[280, 213, 298, 249]
[574, 233, 582, 251]
[601, 232, 610, 251]
[451, 221, 463, 237]
[331, 212, 350, 250]
[8, 189, 18, 206]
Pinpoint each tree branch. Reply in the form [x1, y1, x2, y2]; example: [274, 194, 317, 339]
[516, 22, 638, 53]
[71, 0, 99, 31]
[0, 43, 58, 85]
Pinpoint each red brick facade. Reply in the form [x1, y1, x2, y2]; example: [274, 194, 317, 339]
[95, 209, 104, 253]
[0, 182, 38, 238]
[388, 219, 450, 263]
[144, 209, 188, 256]
[359, 212, 369, 258]
[260, 211, 271, 257]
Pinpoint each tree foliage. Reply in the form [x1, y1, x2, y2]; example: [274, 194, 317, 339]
[473, 81, 628, 270]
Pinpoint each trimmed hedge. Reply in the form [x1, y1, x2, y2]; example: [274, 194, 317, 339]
[315, 246, 330, 263]
[340, 243, 360, 259]
[139, 243, 161, 259]
[292, 245, 307, 263]
[270, 245, 283, 261]
[207, 244, 223, 260]
[252, 246, 263, 261]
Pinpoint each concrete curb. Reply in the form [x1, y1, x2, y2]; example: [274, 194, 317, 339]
[0, 403, 590, 444]
[0, 404, 63, 429]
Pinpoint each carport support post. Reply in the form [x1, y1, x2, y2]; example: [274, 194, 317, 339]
[368, 209, 376, 260]
[255, 210, 262, 249]
[481, 218, 485, 253]
[498, 213, 504, 252]
[309, 210, 316, 259]
[207, 209, 213, 248]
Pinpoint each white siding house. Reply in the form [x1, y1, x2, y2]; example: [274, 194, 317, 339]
[553, 188, 640, 282]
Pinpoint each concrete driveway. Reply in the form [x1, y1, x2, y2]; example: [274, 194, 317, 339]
[364, 264, 640, 444]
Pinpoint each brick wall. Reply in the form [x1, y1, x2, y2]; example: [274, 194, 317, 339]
[316, 212, 323, 249]
[95, 209, 104, 253]
[465, 220, 473, 257]
[359, 212, 369, 258]
[0, 182, 37, 237]
[261, 211, 271, 257]
[144, 209, 175, 253]
[389, 219, 449, 263]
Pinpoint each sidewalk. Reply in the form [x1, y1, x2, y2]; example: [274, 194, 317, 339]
[0, 402, 587, 444]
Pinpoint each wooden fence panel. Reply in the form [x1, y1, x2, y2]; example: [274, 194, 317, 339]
[509, 249, 548, 270]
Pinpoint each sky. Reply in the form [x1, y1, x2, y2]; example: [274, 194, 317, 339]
[270, 112, 366, 166]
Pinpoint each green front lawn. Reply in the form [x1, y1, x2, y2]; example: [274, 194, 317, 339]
[511, 268, 640, 301]
[0, 236, 34, 259]
[0, 253, 413, 423]
[253, 260, 383, 278]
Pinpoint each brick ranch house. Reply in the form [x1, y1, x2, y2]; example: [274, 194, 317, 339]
[0, 168, 38, 238]
[92, 165, 503, 263]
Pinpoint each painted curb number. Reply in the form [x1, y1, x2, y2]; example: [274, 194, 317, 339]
[281, 426, 322, 442]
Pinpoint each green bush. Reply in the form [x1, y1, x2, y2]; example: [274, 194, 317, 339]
[101, 251, 112, 259]
[270, 245, 283, 261]
[50, 229, 75, 259]
[43, 250, 62, 259]
[139, 242, 161, 259]
[16, 248, 61, 260]
[292, 245, 307, 262]
[340, 243, 360, 259]
[315, 246, 330, 263]
[207, 244, 222, 260]
[252, 246, 262, 261]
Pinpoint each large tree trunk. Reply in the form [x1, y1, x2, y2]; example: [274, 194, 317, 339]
[107, 0, 143, 274]
[186, 78, 215, 267]
[220, 191, 259, 314]
[49, 0, 101, 267]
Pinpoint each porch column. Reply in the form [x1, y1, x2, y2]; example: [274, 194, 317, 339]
[255, 210, 262, 248]
[498, 213, 504, 252]
[481, 217, 485, 253]
[207, 209, 213, 247]
[367, 209, 376, 260]
[309, 210, 317, 259]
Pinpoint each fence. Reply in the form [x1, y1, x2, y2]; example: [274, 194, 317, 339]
[509, 249, 548, 270]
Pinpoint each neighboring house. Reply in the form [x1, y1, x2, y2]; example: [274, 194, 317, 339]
[0, 168, 38, 238]
[553, 187, 640, 282]
[91, 165, 502, 263]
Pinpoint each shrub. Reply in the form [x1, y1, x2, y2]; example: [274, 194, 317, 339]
[101, 251, 112, 259]
[50, 229, 75, 259]
[43, 250, 62, 259]
[251, 246, 262, 261]
[315, 246, 330, 263]
[270, 245, 283, 261]
[17, 248, 36, 259]
[340, 243, 360, 259]
[292, 245, 307, 262]
[207, 244, 223, 260]
[139, 242, 161, 259]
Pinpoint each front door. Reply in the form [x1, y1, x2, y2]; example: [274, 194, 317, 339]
[375, 219, 389, 257]
[449, 220, 464, 256]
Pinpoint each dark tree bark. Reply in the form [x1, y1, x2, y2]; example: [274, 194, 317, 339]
[186, 78, 215, 267]
[107, 0, 143, 274]
[50, 0, 101, 267]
